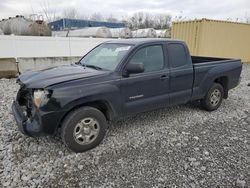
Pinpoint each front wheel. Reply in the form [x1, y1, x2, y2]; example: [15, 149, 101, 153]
[201, 83, 224, 111]
[61, 106, 107, 153]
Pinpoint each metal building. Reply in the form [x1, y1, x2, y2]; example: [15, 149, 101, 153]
[171, 19, 250, 62]
[49, 18, 126, 31]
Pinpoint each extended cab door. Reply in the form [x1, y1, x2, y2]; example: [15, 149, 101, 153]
[120, 44, 170, 116]
[167, 42, 193, 105]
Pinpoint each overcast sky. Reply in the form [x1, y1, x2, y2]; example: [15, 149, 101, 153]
[0, 0, 249, 22]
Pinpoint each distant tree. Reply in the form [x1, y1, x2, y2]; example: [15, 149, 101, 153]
[40, 0, 58, 22]
[121, 18, 128, 27]
[246, 17, 250, 24]
[154, 13, 172, 29]
[128, 12, 171, 30]
[245, 12, 250, 23]
[128, 12, 145, 29]
[90, 13, 104, 21]
[106, 14, 118, 22]
[63, 8, 78, 19]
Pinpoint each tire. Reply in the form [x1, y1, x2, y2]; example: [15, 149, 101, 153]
[61, 106, 107, 153]
[201, 83, 224, 111]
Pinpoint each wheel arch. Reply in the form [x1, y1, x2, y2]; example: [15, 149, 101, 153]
[57, 100, 115, 131]
[213, 76, 229, 98]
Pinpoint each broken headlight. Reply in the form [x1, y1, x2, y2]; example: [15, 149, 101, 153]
[33, 89, 51, 108]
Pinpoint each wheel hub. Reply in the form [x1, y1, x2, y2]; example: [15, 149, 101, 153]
[83, 126, 91, 134]
[210, 89, 221, 106]
[73, 117, 100, 145]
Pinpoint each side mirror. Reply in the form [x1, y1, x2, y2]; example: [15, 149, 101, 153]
[124, 63, 144, 76]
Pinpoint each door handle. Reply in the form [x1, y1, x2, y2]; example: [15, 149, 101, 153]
[160, 75, 168, 80]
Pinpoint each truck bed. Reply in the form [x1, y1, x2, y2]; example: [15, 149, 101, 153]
[191, 56, 232, 64]
[190, 56, 242, 101]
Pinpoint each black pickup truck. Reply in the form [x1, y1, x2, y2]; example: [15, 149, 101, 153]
[12, 39, 242, 152]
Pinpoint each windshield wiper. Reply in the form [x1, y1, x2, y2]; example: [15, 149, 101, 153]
[82, 64, 103, 70]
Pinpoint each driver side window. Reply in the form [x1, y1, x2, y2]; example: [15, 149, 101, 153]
[129, 45, 164, 72]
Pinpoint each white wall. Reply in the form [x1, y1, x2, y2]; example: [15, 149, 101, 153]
[18, 57, 81, 73]
[0, 35, 112, 59]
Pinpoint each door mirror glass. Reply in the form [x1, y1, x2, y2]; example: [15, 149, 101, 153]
[125, 63, 144, 76]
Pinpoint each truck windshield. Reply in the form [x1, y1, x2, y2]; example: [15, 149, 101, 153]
[80, 43, 132, 71]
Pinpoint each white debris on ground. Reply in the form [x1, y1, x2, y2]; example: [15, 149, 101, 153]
[0, 64, 249, 187]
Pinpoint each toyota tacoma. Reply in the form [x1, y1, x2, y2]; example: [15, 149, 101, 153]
[12, 39, 242, 152]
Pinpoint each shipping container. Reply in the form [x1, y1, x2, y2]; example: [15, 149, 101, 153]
[171, 19, 250, 62]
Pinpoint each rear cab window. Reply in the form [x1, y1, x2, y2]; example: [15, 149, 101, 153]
[168, 43, 187, 68]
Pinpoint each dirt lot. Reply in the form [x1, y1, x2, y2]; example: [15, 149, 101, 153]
[0, 64, 249, 187]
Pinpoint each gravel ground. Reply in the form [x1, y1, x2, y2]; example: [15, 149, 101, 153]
[0, 64, 249, 188]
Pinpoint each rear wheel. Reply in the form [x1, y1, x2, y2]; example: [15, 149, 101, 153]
[61, 106, 107, 153]
[201, 83, 224, 111]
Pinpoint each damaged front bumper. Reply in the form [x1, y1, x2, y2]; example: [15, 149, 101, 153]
[12, 100, 64, 137]
[12, 101, 45, 136]
[12, 79, 65, 136]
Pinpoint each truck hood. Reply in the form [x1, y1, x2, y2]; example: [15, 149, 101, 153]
[18, 64, 107, 88]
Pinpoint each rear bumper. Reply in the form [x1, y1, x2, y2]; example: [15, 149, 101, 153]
[229, 76, 241, 90]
